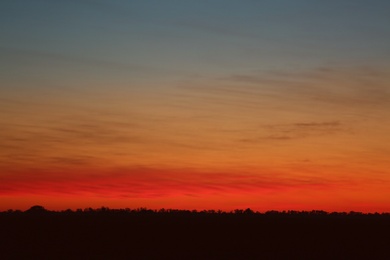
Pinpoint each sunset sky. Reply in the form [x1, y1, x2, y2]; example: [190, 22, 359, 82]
[1, 0, 390, 212]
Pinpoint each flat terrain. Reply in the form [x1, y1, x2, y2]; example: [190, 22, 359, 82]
[1, 210, 389, 259]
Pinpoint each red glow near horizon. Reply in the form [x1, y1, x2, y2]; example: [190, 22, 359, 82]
[1, 166, 389, 213]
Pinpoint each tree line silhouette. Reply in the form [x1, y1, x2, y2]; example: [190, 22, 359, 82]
[1, 205, 389, 259]
[2, 205, 389, 218]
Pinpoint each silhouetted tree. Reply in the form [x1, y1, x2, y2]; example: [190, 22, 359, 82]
[25, 205, 48, 214]
[244, 208, 254, 214]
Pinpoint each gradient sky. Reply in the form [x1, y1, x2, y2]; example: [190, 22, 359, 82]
[1, 0, 390, 212]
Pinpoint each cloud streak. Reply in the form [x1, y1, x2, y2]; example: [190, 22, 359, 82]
[0, 167, 335, 198]
[221, 66, 390, 109]
[0, 46, 164, 73]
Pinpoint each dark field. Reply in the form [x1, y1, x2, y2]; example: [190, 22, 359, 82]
[1, 208, 389, 259]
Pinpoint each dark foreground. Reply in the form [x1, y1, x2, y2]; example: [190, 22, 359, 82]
[1, 208, 389, 259]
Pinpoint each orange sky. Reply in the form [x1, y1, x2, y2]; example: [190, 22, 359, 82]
[1, 66, 389, 212]
[1, 1, 390, 212]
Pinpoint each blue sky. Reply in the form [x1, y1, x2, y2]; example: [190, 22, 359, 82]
[2, 0, 389, 88]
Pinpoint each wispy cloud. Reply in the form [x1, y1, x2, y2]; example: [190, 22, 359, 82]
[221, 65, 390, 109]
[0, 166, 335, 198]
[238, 121, 344, 143]
[37, 0, 135, 21]
[0, 46, 159, 72]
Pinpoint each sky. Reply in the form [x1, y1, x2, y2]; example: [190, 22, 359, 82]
[1, 0, 390, 212]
